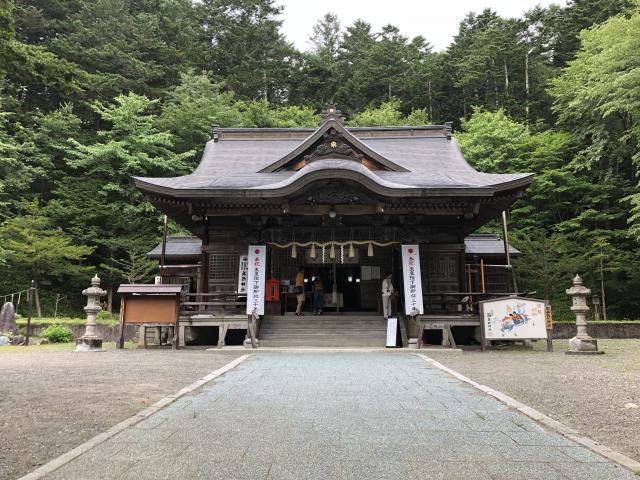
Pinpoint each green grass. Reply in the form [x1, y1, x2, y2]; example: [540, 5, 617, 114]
[554, 320, 640, 324]
[15, 314, 119, 326]
[0, 341, 138, 352]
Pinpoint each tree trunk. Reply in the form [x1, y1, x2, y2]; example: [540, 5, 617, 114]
[107, 287, 113, 314]
[427, 80, 433, 121]
[34, 279, 42, 318]
[504, 59, 509, 91]
[525, 50, 531, 123]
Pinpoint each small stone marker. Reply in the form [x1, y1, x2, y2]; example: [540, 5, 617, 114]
[566, 274, 604, 355]
[0, 302, 16, 333]
[0, 335, 9, 346]
[75, 274, 107, 352]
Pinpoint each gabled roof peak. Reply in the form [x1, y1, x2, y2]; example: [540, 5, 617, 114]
[320, 104, 345, 125]
[258, 117, 410, 173]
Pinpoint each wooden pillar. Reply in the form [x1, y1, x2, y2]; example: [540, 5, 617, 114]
[198, 227, 209, 313]
[198, 229, 209, 293]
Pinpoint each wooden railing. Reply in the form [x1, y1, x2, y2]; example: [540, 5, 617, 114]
[180, 292, 247, 316]
[422, 292, 522, 315]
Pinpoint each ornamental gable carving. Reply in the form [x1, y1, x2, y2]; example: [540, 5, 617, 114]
[276, 127, 391, 172]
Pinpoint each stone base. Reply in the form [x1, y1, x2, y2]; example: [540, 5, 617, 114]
[75, 337, 104, 352]
[243, 338, 259, 348]
[408, 338, 418, 349]
[566, 336, 604, 355]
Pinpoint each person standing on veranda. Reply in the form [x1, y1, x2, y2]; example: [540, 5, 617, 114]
[313, 274, 324, 315]
[295, 266, 305, 316]
[381, 272, 394, 319]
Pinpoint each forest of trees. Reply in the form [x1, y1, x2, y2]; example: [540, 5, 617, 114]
[0, 0, 638, 318]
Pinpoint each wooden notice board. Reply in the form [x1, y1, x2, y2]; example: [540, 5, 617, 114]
[121, 296, 177, 324]
[116, 284, 183, 348]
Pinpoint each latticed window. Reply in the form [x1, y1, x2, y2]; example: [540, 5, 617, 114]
[208, 254, 239, 292]
[271, 248, 299, 283]
[161, 276, 191, 292]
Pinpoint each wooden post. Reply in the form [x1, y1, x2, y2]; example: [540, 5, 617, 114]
[248, 314, 257, 348]
[479, 300, 487, 351]
[466, 265, 473, 311]
[117, 296, 126, 349]
[501, 211, 518, 293]
[159, 215, 168, 283]
[545, 303, 554, 352]
[172, 293, 179, 349]
[26, 280, 35, 346]
[54, 293, 61, 319]
[480, 259, 486, 294]
[415, 316, 423, 349]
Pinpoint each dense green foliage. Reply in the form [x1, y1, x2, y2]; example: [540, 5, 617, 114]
[40, 324, 74, 343]
[0, 0, 638, 317]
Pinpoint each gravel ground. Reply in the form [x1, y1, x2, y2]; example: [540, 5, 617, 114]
[0, 346, 243, 480]
[428, 339, 640, 463]
[2, 340, 639, 479]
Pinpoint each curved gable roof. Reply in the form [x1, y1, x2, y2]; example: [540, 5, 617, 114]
[134, 123, 533, 198]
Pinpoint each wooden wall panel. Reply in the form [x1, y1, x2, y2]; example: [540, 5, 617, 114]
[123, 296, 178, 324]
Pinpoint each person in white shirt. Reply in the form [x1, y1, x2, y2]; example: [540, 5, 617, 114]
[381, 272, 394, 319]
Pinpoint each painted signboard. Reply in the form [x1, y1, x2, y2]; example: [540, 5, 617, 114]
[480, 297, 548, 340]
[401, 245, 424, 315]
[246, 246, 266, 315]
[237, 254, 248, 294]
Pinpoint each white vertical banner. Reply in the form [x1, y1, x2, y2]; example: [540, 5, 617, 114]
[237, 255, 248, 294]
[246, 246, 266, 315]
[401, 245, 424, 315]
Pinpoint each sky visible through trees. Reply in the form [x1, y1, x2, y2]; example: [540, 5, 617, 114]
[0, 0, 638, 318]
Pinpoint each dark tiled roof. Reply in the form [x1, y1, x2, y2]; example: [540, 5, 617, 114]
[134, 123, 533, 197]
[147, 236, 202, 259]
[117, 284, 183, 294]
[464, 234, 520, 256]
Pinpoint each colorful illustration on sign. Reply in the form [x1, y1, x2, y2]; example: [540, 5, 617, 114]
[481, 298, 547, 340]
[500, 303, 531, 333]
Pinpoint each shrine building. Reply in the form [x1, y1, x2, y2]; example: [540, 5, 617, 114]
[136, 107, 531, 348]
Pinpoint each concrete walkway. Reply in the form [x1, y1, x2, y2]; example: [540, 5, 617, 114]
[45, 353, 635, 480]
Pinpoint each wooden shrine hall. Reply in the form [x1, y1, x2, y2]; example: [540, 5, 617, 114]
[135, 106, 532, 348]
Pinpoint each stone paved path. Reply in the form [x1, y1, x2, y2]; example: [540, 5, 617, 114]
[45, 353, 636, 480]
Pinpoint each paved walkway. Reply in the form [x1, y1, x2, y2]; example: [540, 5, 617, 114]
[45, 353, 635, 480]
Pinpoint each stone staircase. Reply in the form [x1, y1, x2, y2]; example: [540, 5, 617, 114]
[258, 314, 389, 348]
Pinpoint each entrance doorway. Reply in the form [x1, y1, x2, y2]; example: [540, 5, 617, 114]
[269, 245, 396, 314]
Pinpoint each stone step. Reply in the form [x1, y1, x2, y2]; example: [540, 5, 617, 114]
[259, 314, 389, 347]
[261, 332, 386, 336]
[259, 340, 387, 348]
[260, 328, 387, 333]
[260, 324, 387, 330]
[260, 329, 384, 334]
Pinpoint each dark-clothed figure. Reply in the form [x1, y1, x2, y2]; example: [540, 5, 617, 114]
[313, 276, 324, 315]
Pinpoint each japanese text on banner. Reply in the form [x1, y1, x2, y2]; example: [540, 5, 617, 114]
[401, 245, 424, 315]
[246, 246, 266, 315]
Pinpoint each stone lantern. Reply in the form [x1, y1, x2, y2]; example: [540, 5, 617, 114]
[75, 274, 107, 352]
[566, 274, 603, 355]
